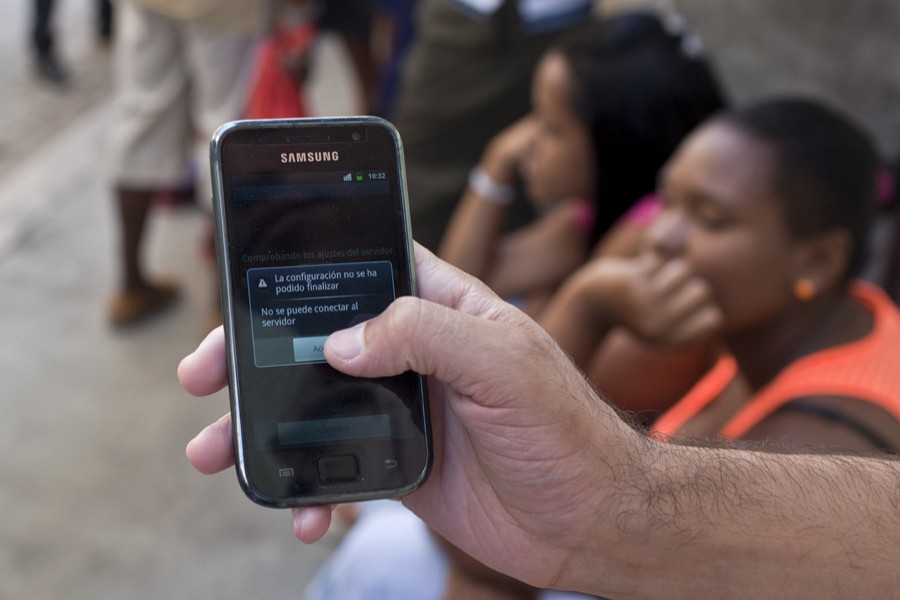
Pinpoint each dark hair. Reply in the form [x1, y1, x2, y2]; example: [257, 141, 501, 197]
[721, 97, 879, 279]
[554, 12, 726, 244]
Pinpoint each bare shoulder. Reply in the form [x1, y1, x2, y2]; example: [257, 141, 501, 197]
[743, 396, 900, 454]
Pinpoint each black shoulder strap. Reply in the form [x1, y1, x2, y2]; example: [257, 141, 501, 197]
[776, 401, 897, 454]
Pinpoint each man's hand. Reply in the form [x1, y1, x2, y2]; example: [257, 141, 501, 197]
[179, 245, 900, 599]
[179, 244, 645, 590]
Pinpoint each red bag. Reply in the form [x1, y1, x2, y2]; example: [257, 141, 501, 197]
[245, 24, 317, 119]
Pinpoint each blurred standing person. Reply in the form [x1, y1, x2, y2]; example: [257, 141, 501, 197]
[31, 0, 114, 85]
[32, 0, 68, 84]
[98, 0, 114, 43]
[315, 0, 377, 112]
[371, 0, 419, 118]
[286, 0, 418, 117]
[392, 0, 595, 250]
[273, 0, 378, 115]
[106, 0, 267, 327]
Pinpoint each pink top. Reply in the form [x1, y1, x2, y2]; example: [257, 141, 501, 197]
[622, 193, 663, 226]
[571, 199, 597, 236]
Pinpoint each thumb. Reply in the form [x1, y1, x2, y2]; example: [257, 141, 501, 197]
[324, 295, 513, 390]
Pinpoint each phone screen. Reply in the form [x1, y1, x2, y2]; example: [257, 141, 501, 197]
[211, 118, 430, 506]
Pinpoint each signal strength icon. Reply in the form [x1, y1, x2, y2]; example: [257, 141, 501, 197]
[342, 173, 352, 182]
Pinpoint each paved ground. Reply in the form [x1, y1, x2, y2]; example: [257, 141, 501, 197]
[2, 3, 897, 599]
[0, 5, 361, 599]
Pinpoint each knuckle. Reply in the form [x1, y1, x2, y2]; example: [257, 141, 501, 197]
[383, 296, 425, 341]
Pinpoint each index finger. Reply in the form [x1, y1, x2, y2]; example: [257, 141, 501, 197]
[412, 243, 510, 321]
[185, 412, 235, 474]
[178, 326, 227, 397]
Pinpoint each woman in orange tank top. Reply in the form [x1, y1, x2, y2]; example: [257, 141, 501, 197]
[544, 98, 900, 453]
[643, 98, 900, 451]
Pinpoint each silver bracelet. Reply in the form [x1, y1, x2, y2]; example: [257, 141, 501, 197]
[468, 166, 515, 205]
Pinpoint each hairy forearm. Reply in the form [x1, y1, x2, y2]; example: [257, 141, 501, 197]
[571, 441, 900, 598]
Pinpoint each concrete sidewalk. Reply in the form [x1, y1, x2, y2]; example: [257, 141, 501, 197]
[0, 96, 345, 600]
[0, 8, 363, 597]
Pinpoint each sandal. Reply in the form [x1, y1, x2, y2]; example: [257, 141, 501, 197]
[108, 281, 179, 327]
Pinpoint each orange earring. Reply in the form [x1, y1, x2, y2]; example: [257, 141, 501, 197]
[793, 278, 817, 301]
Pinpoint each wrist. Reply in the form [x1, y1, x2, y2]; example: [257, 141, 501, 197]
[468, 166, 516, 205]
[554, 422, 667, 596]
[565, 265, 620, 329]
[562, 436, 719, 597]
[479, 148, 518, 187]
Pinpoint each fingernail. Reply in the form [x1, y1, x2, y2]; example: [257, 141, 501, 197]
[326, 322, 366, 360]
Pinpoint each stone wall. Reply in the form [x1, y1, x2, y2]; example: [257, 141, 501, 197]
[603, 0, 900, 159]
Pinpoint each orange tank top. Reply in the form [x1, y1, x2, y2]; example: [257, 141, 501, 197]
[652, 281, 900, 440]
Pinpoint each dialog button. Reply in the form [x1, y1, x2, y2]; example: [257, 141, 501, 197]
[293, 335, 329, 364]
[317, 454, 359, 483]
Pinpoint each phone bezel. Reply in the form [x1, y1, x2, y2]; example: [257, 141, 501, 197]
[210, 117, 431, 507]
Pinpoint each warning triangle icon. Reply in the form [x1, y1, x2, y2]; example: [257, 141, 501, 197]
[258, 279, 268, 289]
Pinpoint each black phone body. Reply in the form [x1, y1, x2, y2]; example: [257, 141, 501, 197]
[210, 117, 431, 507]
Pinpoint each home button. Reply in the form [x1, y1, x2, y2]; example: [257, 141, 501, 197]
[317, 454, 359, 483]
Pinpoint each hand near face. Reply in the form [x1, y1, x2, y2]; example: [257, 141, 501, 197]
[569, 252, 725, 347]
[479, 115, 540, 184]
[179, 244, 644, 590]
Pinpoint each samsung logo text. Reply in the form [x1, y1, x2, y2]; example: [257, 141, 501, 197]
[281, 151, 339, 163]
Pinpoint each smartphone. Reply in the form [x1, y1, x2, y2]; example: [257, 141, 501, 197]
[210, 117, 431, 507]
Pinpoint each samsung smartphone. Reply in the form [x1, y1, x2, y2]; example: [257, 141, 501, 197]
[210, 117, 431, 507]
